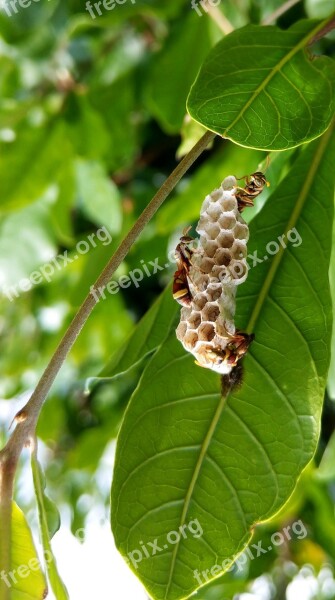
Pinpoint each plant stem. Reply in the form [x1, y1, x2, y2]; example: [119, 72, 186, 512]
[202, 1, 234, 34]
[0, 130, 215, 589]
[263, 0, 302, 25]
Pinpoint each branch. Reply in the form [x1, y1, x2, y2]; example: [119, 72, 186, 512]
[263, 0, 302, 25]
[202, 1, 234, 34]
[0, 130, 215, 594]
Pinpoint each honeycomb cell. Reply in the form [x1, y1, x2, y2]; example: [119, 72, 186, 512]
[210, 189, 223, 202]
[203, 240, 218, 258]
[202, 303, 220, 322]
[218, 214, 236, 230]
[221, 197, 236, 212]
[214, 248, 231, 266]
[234, 222, 249, 240]
[199, 257, 215, 274]
[229, 260, 248, 284]
[177, 321, 187, 338]
[201, 222, 220, 239]
[198, 322, 215, 342]
[184, 330, 199, 348]
[206, 284, 222, 301]
[231, 240, 247, 259]
[207, 203, 222, 221]
[192, 294, 207, 310]
[188, 312, 201, 328]
[217, 231, 234, 248]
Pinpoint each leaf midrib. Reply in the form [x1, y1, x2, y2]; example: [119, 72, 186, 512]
[247, 121, 334, 333]
[164, 389, 229, 599]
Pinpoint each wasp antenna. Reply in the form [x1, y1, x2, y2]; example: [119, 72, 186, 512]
[182, 225, 192, 236]
[257, 154, 271, 175]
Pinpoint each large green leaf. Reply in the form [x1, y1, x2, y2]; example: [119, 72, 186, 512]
[327, 210, 335, 399]
[187, 18, 335, 150]
[0, 503, 47, 599]
[111, 126, 335, 600]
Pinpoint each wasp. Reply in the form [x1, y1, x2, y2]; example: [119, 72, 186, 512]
[197, 331, 254, 372]
[173, 227, 195, 307]
[235, 171, 269, 212]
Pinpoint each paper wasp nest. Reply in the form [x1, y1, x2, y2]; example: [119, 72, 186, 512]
[175, 175, 254, 375]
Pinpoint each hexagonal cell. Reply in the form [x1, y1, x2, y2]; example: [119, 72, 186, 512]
[202, 303, 220, 322]
[205, 223, 221, 239]
[214, 248, 231, 266]
[184, 330, 199, 348]
[196, 215, 209, 234]
[218, 214, 236, 230]
[176, 321, 187, 340]
[233, 222, 249, 240]
[231, 240, 247, 259]
[188, 311, 201, 328]
[210, 189, 223, 202]
[221, 176, 236, 191]
[193, 274, 210, 293]
[206, 284, 222, 301]
[192, 293, 207, 310]
[202, 240, 218, 258]
[212, 265, 230, 284]
[217, 231, 234, 248]
[198, 257, 214, 274]
[198, 322, 215, 342]
[206, 202, 222, 221]
[229, 259, 248, 283]
[220, 197, 237, 212]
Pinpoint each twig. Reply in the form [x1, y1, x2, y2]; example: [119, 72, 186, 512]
[263, 0, 302, 25]
[202, 1, 234, 34]
[0, 130, 215, 598]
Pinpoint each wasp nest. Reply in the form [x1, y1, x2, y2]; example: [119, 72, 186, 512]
[175, 174, 262, 375]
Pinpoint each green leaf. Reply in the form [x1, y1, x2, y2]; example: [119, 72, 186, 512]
[0, 503, 47, 599]
[0, 196, 57, 293]
[145, 12, 213, 133]
[111, 126, 335, 600]
[76, 159, 122, 233]
[317, 431, 335, 480]
[187, 18, 335, 150]
[98, 284, 178, 381]
[0, 122, 72, 212]
[32, 454, 69, 600]
[306, 0, 335, 18]
[327, 212, 335, 400]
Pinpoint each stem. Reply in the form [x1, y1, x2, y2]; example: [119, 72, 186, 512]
[263, 0, 302, 25]
[0, 130, 215, 588]
[202, 1, 234, 34]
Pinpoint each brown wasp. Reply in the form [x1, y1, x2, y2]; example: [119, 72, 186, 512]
[235, 171, 269, 212]
[173, 227, 196, 307]
[199, 331, 254, 371]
